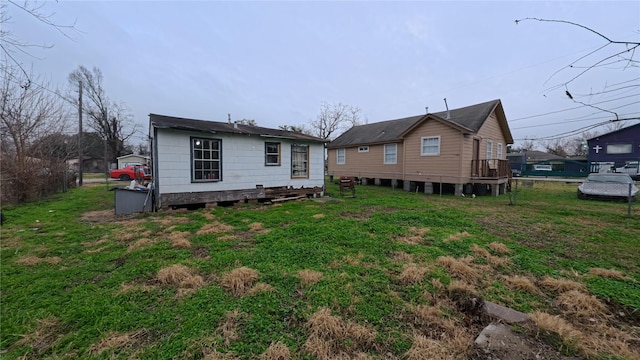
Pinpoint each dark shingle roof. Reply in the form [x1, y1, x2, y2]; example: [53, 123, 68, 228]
[149, 114, 325, 143]
[328, 99, 506, 148]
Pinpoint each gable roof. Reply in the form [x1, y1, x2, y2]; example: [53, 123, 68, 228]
[327, 99, 513, 148]
[149, 114, 325, 143]
[586, 122, 640, 141]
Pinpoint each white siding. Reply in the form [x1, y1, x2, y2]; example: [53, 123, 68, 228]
[155, 129, 324, 195]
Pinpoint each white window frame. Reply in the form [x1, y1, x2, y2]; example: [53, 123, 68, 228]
[265, 142, 281, 166]
[486, 140, 493, 160]
[384, 143, 397, 164]
[291, 144, 309, 178]
[358, 146, 369, 153]
[336, 148, 346, 165]
[191, 137, 222, 182]
[420, 136, 441, 156]
[497, 143, 503, 160]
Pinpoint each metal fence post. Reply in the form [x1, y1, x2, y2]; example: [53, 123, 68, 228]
[628, 183, 633, 218]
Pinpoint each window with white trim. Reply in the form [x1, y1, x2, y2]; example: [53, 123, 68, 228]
[337, 148, 346, 164]
[486, 140, 493, 160]
[265, 142, 281, 166]
[607, 144, 632, 154]
[421, 136, 440, 156]
[291, 144, 309, 178]
[497, 143, 503, 160]
[192, 137, 221, 182]
[358, 146, 369, 153]
[384, 143, 397, 164]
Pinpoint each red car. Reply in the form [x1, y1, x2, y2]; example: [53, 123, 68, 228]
[110, 165, 152, 181]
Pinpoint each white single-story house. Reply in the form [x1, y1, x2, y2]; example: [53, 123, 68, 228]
[149, 114, 326, 209]
[117, 154, 150, 168]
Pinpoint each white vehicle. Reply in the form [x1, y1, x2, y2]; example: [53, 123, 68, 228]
[532, 164, 552, 171]
[615, 162, 639, 180]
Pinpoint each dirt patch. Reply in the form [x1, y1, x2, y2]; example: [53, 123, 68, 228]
[80, 210, 116, 224]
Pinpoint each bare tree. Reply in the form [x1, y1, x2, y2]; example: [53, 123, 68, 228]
[236, 118, 256, 126]
[67, 65, 138, 163]
[309, 102, 361, 140]
[0, 66, 71, 203]
[0, 1, 77, 79]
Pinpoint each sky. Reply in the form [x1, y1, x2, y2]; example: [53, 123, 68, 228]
[5, 0, 640, 147]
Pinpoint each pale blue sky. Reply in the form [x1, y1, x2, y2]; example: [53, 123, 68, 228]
[6, 1, 640, 146]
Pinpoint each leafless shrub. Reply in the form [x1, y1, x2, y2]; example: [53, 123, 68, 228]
[220, 267, 260, 296]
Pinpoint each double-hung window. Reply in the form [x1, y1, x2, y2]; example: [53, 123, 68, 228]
[421, 136, 440, 156]
[291, 144, 309, 178]
[192, 137, 221, 182]
[336, 148, 346, 164]
[486, 140, 493, 160]
[265, 142, 281, 166]
[384, 143, 397, 164]
[497, 143, 503, 160]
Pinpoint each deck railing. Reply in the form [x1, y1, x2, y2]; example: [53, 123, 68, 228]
[471, 159, 511, 178]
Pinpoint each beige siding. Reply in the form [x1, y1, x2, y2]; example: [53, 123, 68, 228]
[478, 112, 509, 160]
[403, 120, 464, 182]
[327, 143, 403, 178]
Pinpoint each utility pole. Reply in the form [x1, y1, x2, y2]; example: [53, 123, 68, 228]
[78, 81, 83, 186]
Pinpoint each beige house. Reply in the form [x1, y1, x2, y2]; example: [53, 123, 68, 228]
[327, 99, 514, 196]
[116, 154, 150, 169]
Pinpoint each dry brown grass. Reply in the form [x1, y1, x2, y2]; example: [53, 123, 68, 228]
[405, 331, 471, 360]
[81, 209, 116, 223]
[312, 213, 325, 219]
[89, 329, 146, 355]
[15, 317, 62, 354]
[529, 311, 583, 347]
[436, 256, 478, 281]
[217, 309, 242, 347]
[446, 279, 477, 296]
[126, 238, 156, 252]
[259, 341, 291, 360]
[391, 251, 414, 263]
[81, 238, 109, 247]
[503, 275, 541, 295]
[168, 231, 192, 248]
[398, 263, 430, 285]
[15, 255, 61, 266]
[443, 231, 471, 243]
[246, 282, 275, 295]
[410, 304, 457, 335]
[156, 264, 204, 297]
[118, 281, 156, 294]
[296, 269, 323, 287]
[303, 308, 377, 359]
[556, 290, 608, 318]
[588, 267, 627, 280]
[249, 222, 270, 234]
[487, 241, 510, 254]
[197, 221, 235, 235]
[538, 276, 585, 293]
[397, 227, 430, 245]
[220, 267, 260, 296]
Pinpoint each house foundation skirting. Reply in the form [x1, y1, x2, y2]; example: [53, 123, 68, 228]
[159, 186, 324, 208]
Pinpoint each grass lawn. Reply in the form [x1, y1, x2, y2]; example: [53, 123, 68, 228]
[1, 181, 638, 359]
